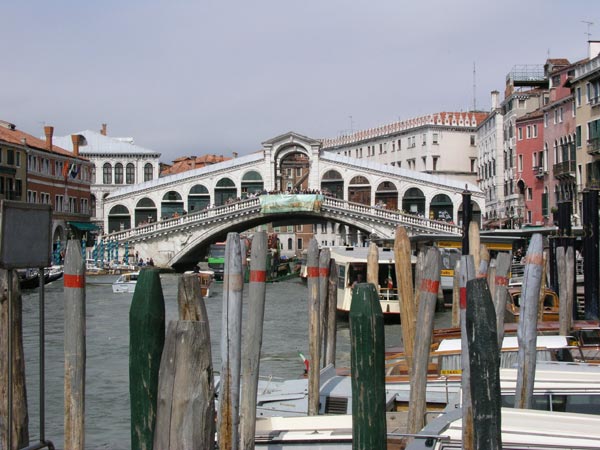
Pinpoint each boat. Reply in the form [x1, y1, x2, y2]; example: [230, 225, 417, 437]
[18, 265, 64, 289]
[406, 407, 600, 450]
[112, 271, 139, 293]
[329, 246, 408, 319]
[504, 286, 560, 323]
[198, 270, 214, 297]
[255, 415, 352, 449]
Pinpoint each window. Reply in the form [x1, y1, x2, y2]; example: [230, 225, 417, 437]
[422, 134, 426, 145]
[91, 166, 96, 184]
[16, 152, 20, 167]
[552, 74, 561, 87]
[526, 126, 531, 139]
[397, 139, 401, 150]
[576, 87, 582, 106]
[470, 158, 476, 172]
[518, 127, 523, 140]
[103, 163, 112, 184]
[527, 187, 533, 201]
[432, 156, 438, 171]
[392, 142, 396, 152]
[576, 126, 582, 147]
[296, 224, 302, 232]
[533, 124, 538, 138]
[7, 149, 14, 165]
[286, 168, 292, 176]
[470, 135, 475, 146]
[115, 163, 123, 184]
[518, 155, 523, 172]
[432, 133, 438, 144]
[144, 163, 153, 182]
[296, 167, 302, 177]
[126, 163, 135, 184]
[297, 238, 303, 250]
[544, 112, 548, 128]
[559, 107, 563, 123]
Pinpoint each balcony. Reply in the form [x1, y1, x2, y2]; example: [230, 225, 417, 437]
[590, 96, 600, 107]
[553, 160, 576, 179]
[588, 138, 600, 155]
[533, 166, 545, 179]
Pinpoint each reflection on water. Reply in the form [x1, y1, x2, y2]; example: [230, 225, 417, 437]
[21, 273, 447, 449]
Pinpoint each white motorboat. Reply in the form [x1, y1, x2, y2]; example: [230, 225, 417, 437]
[112, 271, 139, 293]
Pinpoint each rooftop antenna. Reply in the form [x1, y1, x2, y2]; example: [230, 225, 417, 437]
[472, 62, 477, 112]
[582, 20, 594, 40]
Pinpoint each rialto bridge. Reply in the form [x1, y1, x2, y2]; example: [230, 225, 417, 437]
[102, 132, 484, 269]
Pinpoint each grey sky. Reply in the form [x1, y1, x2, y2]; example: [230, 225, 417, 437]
[2, 0, 596, 163]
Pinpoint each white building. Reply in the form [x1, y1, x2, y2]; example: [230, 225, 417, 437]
[321, 112, 489, 186]
[53, 124, 161, 230]
[477, 91, 506, 224]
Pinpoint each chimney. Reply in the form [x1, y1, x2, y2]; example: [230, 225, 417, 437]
[589, 40, 600, 59]
[44, 125, 54, 150]
[491, 90, 499, 110]
[71, 134, 80, 156]
[101, 123, 107, 136]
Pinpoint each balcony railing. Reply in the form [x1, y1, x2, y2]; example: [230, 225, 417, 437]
[533, 166, 545, 178]
[553, 160, 576, 178]
[587, 177, 600, 190]
[588, 137, 600, 155]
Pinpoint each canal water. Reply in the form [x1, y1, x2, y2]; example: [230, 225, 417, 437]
[21, 273, 449, 449]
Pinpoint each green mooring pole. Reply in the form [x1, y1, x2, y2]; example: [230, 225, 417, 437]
[129, 268, 165, 450]
[350, 283, 386, 450]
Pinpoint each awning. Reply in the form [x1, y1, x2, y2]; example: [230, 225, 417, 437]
[68, 221, 99, 231]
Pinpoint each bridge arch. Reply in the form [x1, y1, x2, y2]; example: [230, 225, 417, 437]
[215, 177, 237, 205]
[135, 197, 157, 226]
[161, 191, 184, 218]
[320, 169, 343, 199]
[402, 187, 426, 215]
[188, 184, 210, 213]
[108, 204, 131, 232]
[429, 193, 454, 222]
[241, 170, 264, 197]
[375, 180, 398, 210]
[348, 175, 371, 205]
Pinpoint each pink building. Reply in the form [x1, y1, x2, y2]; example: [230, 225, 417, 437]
[515, 111, 546, 226]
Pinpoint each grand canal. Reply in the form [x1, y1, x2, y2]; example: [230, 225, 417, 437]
[21, 272, 449, 449]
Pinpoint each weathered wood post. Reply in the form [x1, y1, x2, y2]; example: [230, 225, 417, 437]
[366, 242, 379, 289]
[325, 258, 338, 367]
[408, 247, 440, 435]
[469, 221, 481, 273]
[129, 267, 165, 450]
[466, 278, 502, 450]
[394, 227, 416, 373]
[239, 232, 267, 450]
[557, 247, 575, 336]
[350, 283, 386, 450]
[536, 251, 548, 323]
[306, 238, 321, 416]
[487, 258, 497, 302]
[64, 239, 86, 450]
[477, 244, 489, 278]
[451, 260, 461, 328]
[515, 233, 543, 410]
[319, 247, 330, 369]
[460, 255, 476, 450]
[154, 274, 214, 450]
[218, 232, 244, 450]
[0, 270, 29, 450]
[493, 252, 512, 347]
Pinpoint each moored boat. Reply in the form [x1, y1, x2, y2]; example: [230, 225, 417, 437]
[112, 271, 139, 293]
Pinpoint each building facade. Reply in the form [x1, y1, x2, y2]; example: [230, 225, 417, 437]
[53, 124, 161, 231]
[0, 121, 93, 244]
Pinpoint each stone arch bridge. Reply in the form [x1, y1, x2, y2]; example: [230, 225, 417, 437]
[102, 131, 484, 269]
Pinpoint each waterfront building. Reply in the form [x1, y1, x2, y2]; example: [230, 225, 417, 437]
[320, 112, 488, 189]
[160, 153, 231, 176]
[571, 41, 600, 200]
[0, 121, 92, 243]
[515, 110, 545, 226]
[476, 91, 505, 227]
[542, 59, 581, 223]
[500, 65, 548, 228]
[53, 124, 161, 231]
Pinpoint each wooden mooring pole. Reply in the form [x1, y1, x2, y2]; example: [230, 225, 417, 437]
[218, 232, 244, 450]
[493, 252, 512, 347]
[460, 255, 475, 450]
[129, 267, 165, 450]
[325, 258, 338, 367]
[319, 247, 330, 369]
[306, 238, 321, 416]
[350, 283, 386, 450]
[408, 247, 440, 435]
[394, 226, 416, 373]
[515, 233, 543, 410]
[64, 239, 86, 450]
[466, 278, 501, 450]
[240, 231, 267, 450]
[154, 273, 214, 450]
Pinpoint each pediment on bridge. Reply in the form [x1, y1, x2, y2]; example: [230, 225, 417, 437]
[261, 131, 321, 148]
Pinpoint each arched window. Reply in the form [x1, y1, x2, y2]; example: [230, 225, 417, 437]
[126, 163, 135, 184]
[144, 163, 153, 182]
[103, 163, 112, 184]
[115, 163, 123, 184]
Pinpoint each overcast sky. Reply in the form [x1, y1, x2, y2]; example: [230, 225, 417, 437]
[2, 0, 597, 163]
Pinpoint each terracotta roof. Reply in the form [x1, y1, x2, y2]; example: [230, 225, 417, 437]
[516, 109, 544, 122]
[160, 154, 231, 176]
[546, 58, 570, 66]
[0, 121, 88, 161]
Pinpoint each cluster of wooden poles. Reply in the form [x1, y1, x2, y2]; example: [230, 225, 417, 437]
[0, 223, 579, 450]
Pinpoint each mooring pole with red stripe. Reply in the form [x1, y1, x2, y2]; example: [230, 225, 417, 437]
[460, 254, 476, 450]
[240, 231, 267, 450]
[63, 239, 86, 450]
[407, 247, 440, 434]
[306, 238, 320, 416]
[318, 247, 330, 369]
